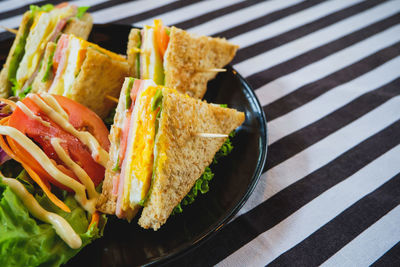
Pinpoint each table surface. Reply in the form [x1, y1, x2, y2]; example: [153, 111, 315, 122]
[1, 0, 399, 266]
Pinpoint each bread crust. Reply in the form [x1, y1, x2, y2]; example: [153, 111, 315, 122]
[33, 46, 128, 119]
[66, 47, 129, 119]
[138, 88, 245, 230]
[62, 13, 93, 40]
[164, 27, 238, 99]
[127, 29, 141, 78]
[0, 12, 32, 98]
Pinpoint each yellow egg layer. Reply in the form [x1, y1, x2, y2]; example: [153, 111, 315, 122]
[120, 85, 161, 209]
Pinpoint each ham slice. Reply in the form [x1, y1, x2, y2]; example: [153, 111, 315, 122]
[48, 34, 70, 93]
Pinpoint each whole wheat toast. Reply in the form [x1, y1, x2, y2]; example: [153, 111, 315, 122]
[97, 82, 245, 228]
[32, 46, 129, 119]
[126, 26, 238, 99]
[64, 47, 129, 119]
[164, 27, 238, 99]
[138, 88, 245, 230]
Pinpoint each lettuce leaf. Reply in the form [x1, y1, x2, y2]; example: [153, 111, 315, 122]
[0, 177, 106, 267]
[172, 167, 214, 214]
[125, 77, 135, 109]
[105, 108, 116, 131]
[172, 131, 235, 215]
[29, 4, 54, 14]
[76, 6, 90, 19]
[41, 48, 55, 82]
[8, 22, 32, 96]
[17, 85, 32, 99]
[213, 131, 234, 164]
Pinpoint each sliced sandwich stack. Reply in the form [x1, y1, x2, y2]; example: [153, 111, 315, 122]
[31, 34, 129, 118]
[97, 78, 245, 230]
[0, 3, 93, 98]
[127, 19, 238, 99]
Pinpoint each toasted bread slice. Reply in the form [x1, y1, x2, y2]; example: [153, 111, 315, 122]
[32, 46, 129, 119]
[63, 13, 93, 40]
[138, 88, 245, 230]
[0, 12, 32, 98]
[127, 28, 141, 78]
[65, 47, 129, 119]
[164, 27, 238, 99]
[96, 78, 131, 214]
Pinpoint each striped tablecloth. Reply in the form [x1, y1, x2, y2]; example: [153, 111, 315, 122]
[1, 0, 399, 266]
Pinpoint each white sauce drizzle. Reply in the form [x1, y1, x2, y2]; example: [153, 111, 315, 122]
[29, 94, 109, 167]
[0, 125, 95, 213]
[40, 93, 69, 120]
[1, 176, 82, 249]
[16, 101, 51, 127]
[51, 137, 99, 199]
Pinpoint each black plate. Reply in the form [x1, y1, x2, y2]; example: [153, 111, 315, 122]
[0, 24, 267, 266]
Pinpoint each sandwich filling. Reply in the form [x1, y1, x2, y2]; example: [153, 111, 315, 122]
[111, 79, 235, 221]
[46, 34, 126, 97]
[112, 79, 160, 219]
[8, 3, 90, 97]
[131, 20, 170, 86]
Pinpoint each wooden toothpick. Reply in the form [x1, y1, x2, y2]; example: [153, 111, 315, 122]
[106, 95, 119, 104]
[0, 26, 17, 35]
[196, 133, 228, 138]
[199, 68, 226, 73]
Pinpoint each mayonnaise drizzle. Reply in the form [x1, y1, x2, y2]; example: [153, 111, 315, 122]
[51, 137, 99, 199]
[16, 101, 51, 127]
[41, 93, 69, 120]
[28, 94, 109, 167]
[0, 125, 95, 213]
[1, 176, 82, 249]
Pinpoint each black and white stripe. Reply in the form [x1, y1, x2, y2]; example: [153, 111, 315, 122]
[1, 1, 399, 266]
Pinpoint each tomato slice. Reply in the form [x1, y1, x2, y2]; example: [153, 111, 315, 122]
[52, 95, 110, 151]
[8, 95, 110, 191]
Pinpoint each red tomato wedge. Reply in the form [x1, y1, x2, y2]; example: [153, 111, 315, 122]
[8, 95, 110, 191]
[154, 19, 169, 58]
